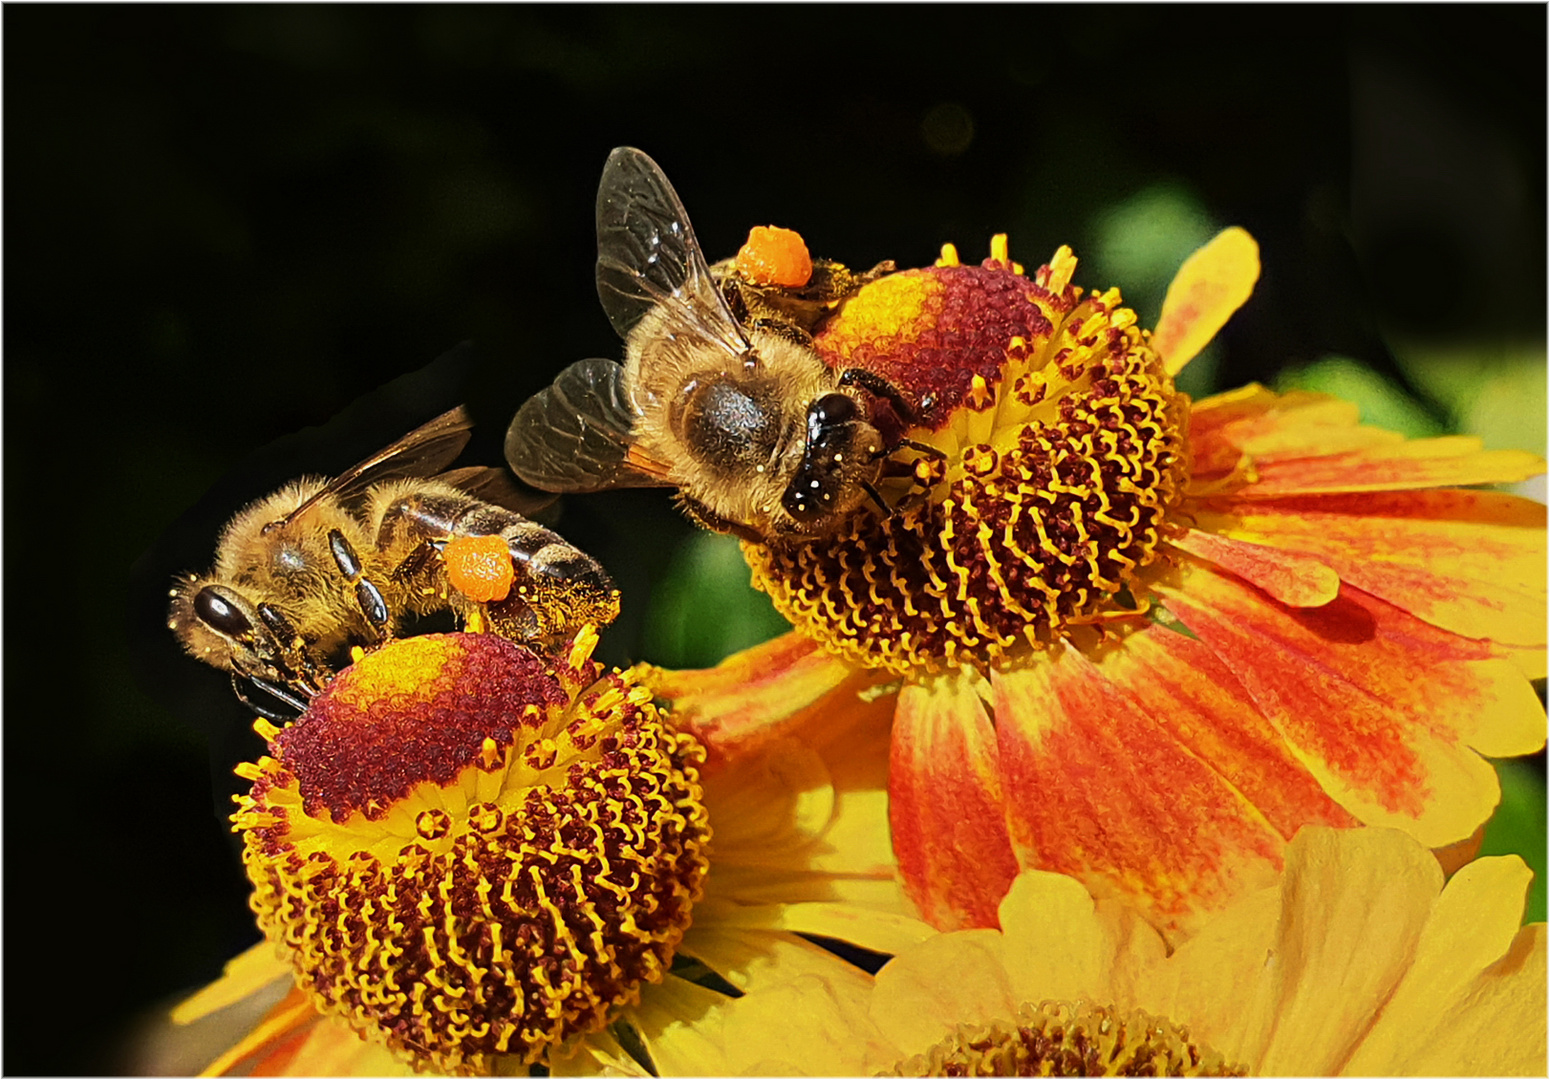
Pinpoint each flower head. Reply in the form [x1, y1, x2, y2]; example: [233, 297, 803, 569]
[749, 240, 1187, 676]
[601, 827, 1546, 1076]
[653, 230, 1547, 936]
[169, 628, 928, 1075]
[862, 827, 1546, 1076]
[233, 630, 707, 1071]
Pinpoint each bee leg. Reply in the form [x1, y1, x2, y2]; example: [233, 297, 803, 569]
[838, 367, 919, 424]
[898, 438, 948, 461]
[255, 603, 331, 695]
[390, 537, 445, 589]
[857, 259, 898, 284]
[860, 479, 892, 517]
[327, 528, 391, 643]
[230, 670, 309, 722]
[676, 496, 767, 545]
[746, 316, 816, 348]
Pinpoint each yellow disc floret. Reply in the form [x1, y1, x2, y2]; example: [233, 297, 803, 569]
[746, 241, 1189, 678]
[884, 1001, 1244, 1077]
[232, 631, 710, 1074]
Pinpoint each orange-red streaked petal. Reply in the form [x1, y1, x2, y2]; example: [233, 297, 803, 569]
[255, 1013, 408, 1077]
[1157, 564, 1543, 846]
[195, 986, 319, 1077]
[1185, 385, 1546, 496]
[1153, 227, 1260, 376]
[890, 676, 1019, 931]
[1189, 387, 1396, 462]
[1168, 528, 1339, 607]
[1234, 436, 1544, 498]
[639, 630, 858, 760]
[1103, 624, 1359, 841]
[991, 647, 1292, 937]
[1192, 489, 1547, 648]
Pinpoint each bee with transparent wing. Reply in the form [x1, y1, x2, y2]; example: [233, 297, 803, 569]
[171, 407, 619, 717]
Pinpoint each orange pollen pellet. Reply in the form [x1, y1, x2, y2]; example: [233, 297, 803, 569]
[737, 225, 813, 287]
[443, 534, 515, 603]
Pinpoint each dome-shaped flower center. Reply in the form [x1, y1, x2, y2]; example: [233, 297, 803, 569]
[745, 244, 1189, 678]
[232, 631, 711, 1075]
[883, 1001, 1243, 1077]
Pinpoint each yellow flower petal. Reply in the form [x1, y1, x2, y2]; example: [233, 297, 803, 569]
[170, 940, 290, 1025]
[1154, 226, 1259, 376]
[716, 973, 883, 1076]
[1125, 829, 1459, 1074]
[1344, 854, 1541, 1075]
[697, 896, 934, 955]
[638, 937, 882, 1076]
[1128, 885, 1284, 1068]
[194, 991, 329, 1078]
[995, 870, 1125, 1006]
[681, 925, 876, 994]
[630, 975, 734, 1077]
[870, 930, 1016, 1059]
[275, 1018, 411, 1077]
[548, 1029, 651, 1077]
[1251, 828, 1442, 1075]
[1397, 923, 1547, 1077]
[702, 737, 836, 862]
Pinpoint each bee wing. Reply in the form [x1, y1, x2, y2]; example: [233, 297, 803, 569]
[436, 466, 560, 519]
[595, 146, 749, 358]
[283, 406, 474, 525]
[505, 357, 674, 492]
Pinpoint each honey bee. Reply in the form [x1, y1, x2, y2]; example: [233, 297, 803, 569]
[504, 147, 934, 544]
[169, 406, 619, 718]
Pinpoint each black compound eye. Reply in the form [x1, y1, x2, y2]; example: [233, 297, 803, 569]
[812, 392, 857, 425]
[781, 469, 833, 523]
[193, 586, 253, 638]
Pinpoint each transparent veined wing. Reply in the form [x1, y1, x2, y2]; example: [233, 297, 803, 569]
[282, 406, 473, 527]
[504, 358, 673, 493]
[594, 146, 748, 359]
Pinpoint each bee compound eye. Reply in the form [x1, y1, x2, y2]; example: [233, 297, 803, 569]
[812, 392, 857, 425]
[193, 586, 254, 639]
[781, 474, 827, 523]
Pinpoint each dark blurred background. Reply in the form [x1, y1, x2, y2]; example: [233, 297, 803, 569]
[6, 6, 1545, 1073]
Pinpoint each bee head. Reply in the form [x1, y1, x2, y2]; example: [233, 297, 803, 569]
[779, 391, 884, 535]
[168, 578, 283, 674]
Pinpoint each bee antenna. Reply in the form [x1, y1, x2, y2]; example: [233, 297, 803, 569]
[861, 480, 892, 517]
[898, 437, 948, 461]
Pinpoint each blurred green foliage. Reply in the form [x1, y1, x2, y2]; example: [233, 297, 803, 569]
[1276, 356, 1448, 438]
[1394, 342, 1548, 458]
[642, 532, 792, 670]
[1089, 182, 1219, 323]
[1483, 758, 1549, 924]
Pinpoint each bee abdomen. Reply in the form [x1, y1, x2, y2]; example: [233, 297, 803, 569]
[507, 538, 621, 634]
[523, 541, 614, 593]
